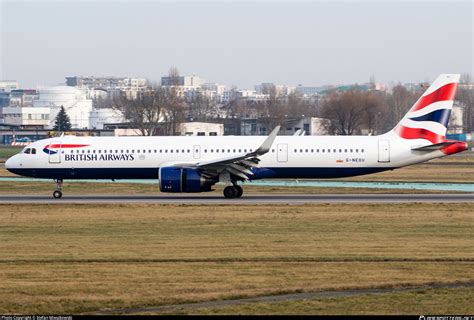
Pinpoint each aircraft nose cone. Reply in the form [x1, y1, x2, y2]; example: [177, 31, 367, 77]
[5, 155, 16, 171]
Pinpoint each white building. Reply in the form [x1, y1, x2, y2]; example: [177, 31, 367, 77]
[33, 86, 93, 129]
[0, 81, 19, 92]
[66, 76, 149, 100]
[178, 122, 224, 136]
[448, 102, 465, 134]
[201, 83, 226, 95]
[161, 75, 205, 87]
[89, 108, 124, 130]
[2, 107, 50, 127]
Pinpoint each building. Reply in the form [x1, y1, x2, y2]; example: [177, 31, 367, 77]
[201, 83, 226, 95]
[178, 122, 223, 136]
[1, 107, 50, 128]
[8, 89, 39, 108]
[112, 121, 224, 136]
[161, 75, 205, 87]
[89, 108, 124, 130]
[255, 83, 296, 97]
[66, 76, 149, 100]
[33, 86, 93, 129]
[0, 81, 19, 92]
[241, 117, 328, 136]
[448, 102, 465, 134]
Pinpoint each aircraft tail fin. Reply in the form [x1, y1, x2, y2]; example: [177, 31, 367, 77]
[392, 74, 460, 144]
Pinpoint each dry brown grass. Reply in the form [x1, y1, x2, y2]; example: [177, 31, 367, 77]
[189, 288, 474, 315]
[0, 203, 472, 314]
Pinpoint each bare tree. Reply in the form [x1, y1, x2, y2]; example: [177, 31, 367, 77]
[385, 84, 419, 130]
[161, 67, 186, 135]
[187, 93, 218, 122]
[457, 73, 474, 132]
[114, 86, 167, 136]
[321, 90, 381, 135]
[256, 84, 288, 134]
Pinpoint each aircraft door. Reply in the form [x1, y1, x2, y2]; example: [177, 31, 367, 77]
[378, 140, 390, 163]
[277, 143, 288, 162]
[193, 145, 201, 159]
[48, 140, 61, 164]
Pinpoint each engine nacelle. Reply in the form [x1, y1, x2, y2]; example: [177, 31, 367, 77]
[159, 167, 215, 193]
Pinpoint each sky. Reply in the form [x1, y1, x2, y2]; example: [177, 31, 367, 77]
[0, 0, 472, 89]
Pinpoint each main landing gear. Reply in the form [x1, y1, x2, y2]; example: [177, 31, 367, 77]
[53, 179, 63, 199]
[223, 184, 243, 199]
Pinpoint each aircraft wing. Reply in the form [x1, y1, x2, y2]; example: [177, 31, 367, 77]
[196, 125, 280, 180]
[161, 126, 280, 180]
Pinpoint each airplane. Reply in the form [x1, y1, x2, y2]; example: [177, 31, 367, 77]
[5, 74, 468, 199]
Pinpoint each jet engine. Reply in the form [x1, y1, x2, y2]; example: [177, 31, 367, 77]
[159, 167, 215, 193]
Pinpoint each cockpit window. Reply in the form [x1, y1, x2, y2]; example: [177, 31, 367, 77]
[31, 148, 36, 154]
[24, 148, 31, 154]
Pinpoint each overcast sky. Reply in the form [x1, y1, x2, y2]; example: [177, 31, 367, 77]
[0, 0, 472, 88]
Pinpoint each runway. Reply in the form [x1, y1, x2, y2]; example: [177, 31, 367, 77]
[0, 193, 473, 204]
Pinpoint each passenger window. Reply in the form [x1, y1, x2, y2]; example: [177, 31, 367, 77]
[294, 149, 297, 153]
[356, 149, 359, 153]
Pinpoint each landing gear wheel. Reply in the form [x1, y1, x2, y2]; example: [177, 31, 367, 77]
[53, 179, 63, 199]
[53, 190, 62, 199]
[223, 186, 239, 199]
[235, 185, 243, 198]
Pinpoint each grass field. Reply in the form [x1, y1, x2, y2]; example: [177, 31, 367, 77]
[189, 288, 474, 315]
[0, 203, 473, 314]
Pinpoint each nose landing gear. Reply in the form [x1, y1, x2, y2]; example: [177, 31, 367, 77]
[53, 179, 63, 199]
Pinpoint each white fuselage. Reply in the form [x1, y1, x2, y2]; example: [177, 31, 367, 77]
[5, 132, 447, 180]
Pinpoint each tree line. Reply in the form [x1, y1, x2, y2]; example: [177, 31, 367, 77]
[98, 69, 474, 136]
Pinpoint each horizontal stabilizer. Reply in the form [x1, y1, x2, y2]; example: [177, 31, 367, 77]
[412, 140, 464, 152]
